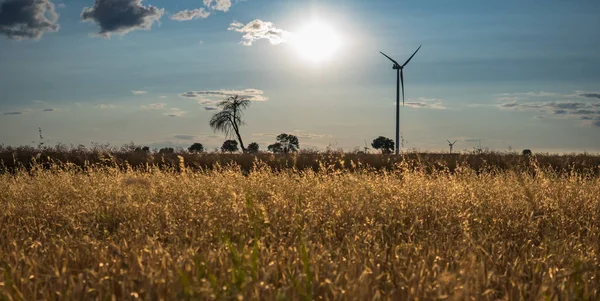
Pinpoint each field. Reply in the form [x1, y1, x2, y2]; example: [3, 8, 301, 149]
[1, 149, 600, 300]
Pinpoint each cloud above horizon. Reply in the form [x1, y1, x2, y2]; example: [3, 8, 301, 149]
[141, 103, 166, 110]
[165, 108, 186, 117]
[170, 8, 210, 21]
[81, 0, 164, 37]
[498, 95, 600, 127]
[203, 0, 231, 12]
[180, 89, 268, 110]
[131, 90, 147, 95]
[0, 0, 60, 40]
[3, 111, 23, 115]
[404, 98, 446, 110]
[228, 20, 290, 46]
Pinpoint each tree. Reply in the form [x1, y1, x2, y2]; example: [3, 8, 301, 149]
[522, 149, 532, 156]
[267, 142, 283, 154]
[221, 140, 239, 153]
[275, 133, 299, 153]
[209, 95, 251, 153]
[188, 143, 204, 153]
[159, 147, 174, 154]
[371, 136, 395, 154]
[247, 142, 260, 154]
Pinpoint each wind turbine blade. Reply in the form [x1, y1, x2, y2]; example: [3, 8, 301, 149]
[447, 140, 451, 144]
[402, 45, 422, 67]
[400, 69, 405, 105]
[453, 140, 457, 144]
[380, 51, 400, 66]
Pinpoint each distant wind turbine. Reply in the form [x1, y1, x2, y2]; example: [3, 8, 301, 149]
[380, 45, 422, 155]
[447, 139, 457, 154]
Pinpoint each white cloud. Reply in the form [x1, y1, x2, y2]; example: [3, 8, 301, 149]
[204, 0, 231, 12]
[171, 8, 210, 21]
[132, 90, 147, 95]
[404, 97, 446, 110]
[141, 103, 166, 110]
[180, 88, 268, 110]
[96, 104, 116, 109]
[228, 20, 291, 46]
[164, 108, 186, 117]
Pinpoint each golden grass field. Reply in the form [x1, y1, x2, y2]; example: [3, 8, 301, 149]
[1, 157, 599, 300]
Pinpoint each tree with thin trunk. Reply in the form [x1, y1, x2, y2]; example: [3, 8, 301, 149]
[209, 95, 250, 153]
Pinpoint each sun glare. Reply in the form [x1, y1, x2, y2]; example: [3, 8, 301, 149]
[292, 22, 341, 62]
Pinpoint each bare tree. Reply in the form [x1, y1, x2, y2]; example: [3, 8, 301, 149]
[209, 95, 250, 152]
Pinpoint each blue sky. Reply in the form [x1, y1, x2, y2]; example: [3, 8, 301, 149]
[1, 0, 599, 153]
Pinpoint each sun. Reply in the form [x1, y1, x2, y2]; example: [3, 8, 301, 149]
[292, 22, 341, 62]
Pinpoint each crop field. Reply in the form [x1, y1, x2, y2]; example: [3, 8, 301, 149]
[1, 154, 599, 300]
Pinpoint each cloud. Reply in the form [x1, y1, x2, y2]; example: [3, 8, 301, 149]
[131, 90, 147, 95]
[96, 104, 116, 109]
[171, 8, 209, 21]
[579, 93, 600, 100]
[3, 111, 22, 115]
[404, 97, 446, 109]
[43, 108, 55, 112]
[81, 0, 164, 37]
[141, 103, 166, 110]
[498, 97, 600, 127]
[228, 19, 290, 46]
[181, 88, 268, 110]
[173, 135, 196, 140]
[204, 0, 231, 12]
[496, 91, 561, 99]
[164, 108, 186, 117]
[253, 130, 332, 140]
[0, 0, 60, 40]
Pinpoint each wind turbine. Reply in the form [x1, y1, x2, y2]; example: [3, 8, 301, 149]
[380, 45, 422, 155]
[447, 139, 457, 154]
[364, 140, 370, 154]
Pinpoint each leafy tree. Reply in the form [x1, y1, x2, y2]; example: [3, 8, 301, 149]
[209, 95, 250, 153]
[522, 149, 532, 156]
[247, 142, 260, 154]
[371, 136, 395, 154]
[275, 133, 299, 153]
[221, 140, 239, 153]
[134, 146, 150, 153]
[159, 147, 174, 154]
[188, 143, 204, 153]
[267, 142, 283, 154]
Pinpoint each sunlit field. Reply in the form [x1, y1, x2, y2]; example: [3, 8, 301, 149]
[1, 153, 599, 300]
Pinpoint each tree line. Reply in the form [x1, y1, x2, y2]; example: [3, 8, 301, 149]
[171, 95, 398, 155]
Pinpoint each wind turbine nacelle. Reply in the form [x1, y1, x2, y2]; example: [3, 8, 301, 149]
[393, 65, 401, 70]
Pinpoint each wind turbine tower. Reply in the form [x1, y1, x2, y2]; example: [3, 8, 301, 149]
[380, 46, 422, 155]
[447, 139, 457, 154]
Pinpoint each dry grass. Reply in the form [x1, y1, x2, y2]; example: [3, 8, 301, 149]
[1, 160, 599, 300]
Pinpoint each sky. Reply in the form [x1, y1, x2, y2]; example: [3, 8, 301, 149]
[1, 0, 599, 153]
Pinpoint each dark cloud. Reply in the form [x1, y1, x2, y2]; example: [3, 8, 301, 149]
[580, 93, 600, 100]
[171, 8, 209, 21]
[3, 111, 22, 115]
[203, 106, 218, 111]
[228, 20, 290, 46]
[174, 135, 196, 140]
[43, 108, 54, 112]
[0, 0, 59, 40]
[81, 0, 164, 37]
[499, 98, 600, 127]
[594, 121, 600, 128]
